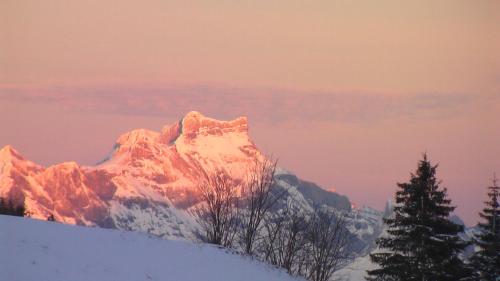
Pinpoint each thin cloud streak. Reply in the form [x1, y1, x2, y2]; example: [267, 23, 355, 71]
[0, 84, 483, 124]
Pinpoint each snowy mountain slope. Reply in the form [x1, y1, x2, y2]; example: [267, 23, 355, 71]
[274, 172, 351, 211]
[0, 215, 303, 281]
[0, 111, 382, 253]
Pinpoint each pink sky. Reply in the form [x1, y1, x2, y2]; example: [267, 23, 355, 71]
[1, 0, 499, 225]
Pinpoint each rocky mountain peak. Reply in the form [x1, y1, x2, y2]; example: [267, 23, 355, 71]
[0, 145, 24, 162]
[179, 111, 248, 138]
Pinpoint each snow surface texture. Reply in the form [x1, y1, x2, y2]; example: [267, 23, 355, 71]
[332, 254, 375, 281]
[1, 215, 303, 281]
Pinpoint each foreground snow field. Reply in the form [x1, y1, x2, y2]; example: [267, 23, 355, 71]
[0, 215, 302, 281]
[333, 254, 374, 281]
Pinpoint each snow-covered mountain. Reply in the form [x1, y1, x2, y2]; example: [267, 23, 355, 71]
[0, 111, 380, 250]
[1, 215, 304, 281]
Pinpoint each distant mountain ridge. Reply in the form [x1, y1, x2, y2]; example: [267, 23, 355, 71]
[0, 111, 381, 251]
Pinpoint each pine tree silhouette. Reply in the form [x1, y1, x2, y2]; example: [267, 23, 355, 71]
[0, 197, 26, 217]
[470, 174, 500, 280]
[367, 154, 471, 281]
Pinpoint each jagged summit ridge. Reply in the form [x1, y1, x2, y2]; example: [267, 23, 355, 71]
[0, 145, 24, 162]
[179, 111, 248, 136]
[113, 111, 250, 153]
[107, 111, 256, 170]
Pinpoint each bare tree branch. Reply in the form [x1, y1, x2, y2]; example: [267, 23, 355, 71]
[261, 202, 310, 276]
[306, 208, 353, 281]
[196, 168, 240, 247]
[239, 156, 286, 255]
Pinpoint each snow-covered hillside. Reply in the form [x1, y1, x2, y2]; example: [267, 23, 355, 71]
[333, 254, 374, 281]
[0, 215, 303, 281]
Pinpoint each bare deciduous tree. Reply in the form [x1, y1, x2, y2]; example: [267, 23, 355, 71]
[197, 168, 239, 247]
[239, 157, 285, 255]
[306, 208, 353, 281]
[196, 159, 354, 281]
[261, 212, 285, 265]
[262, 203, 310, 276]
[261, 205, 353, 281]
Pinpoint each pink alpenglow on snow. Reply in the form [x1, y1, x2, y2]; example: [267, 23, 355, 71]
[0, 112, 263, 233]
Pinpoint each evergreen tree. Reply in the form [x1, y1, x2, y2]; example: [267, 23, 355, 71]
[471, 174, 500, 280]
[0, 197, 5, 214]
[367, 154, 471, 281]
[0, 197, 26, 217]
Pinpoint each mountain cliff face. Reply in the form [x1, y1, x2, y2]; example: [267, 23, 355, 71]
[0, 146, 114, 226]
[0, 111, 379, 247]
